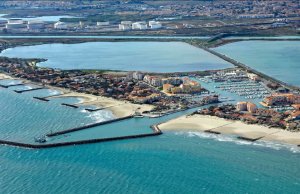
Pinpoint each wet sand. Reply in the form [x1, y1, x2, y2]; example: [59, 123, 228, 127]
[159, 114, 300, 145]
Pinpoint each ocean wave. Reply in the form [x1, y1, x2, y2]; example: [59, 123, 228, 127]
[176, 131, 300, 153]
[24, 85, 33, 89]
[47, 89, 61, 96]
[81, 109, 115, 123]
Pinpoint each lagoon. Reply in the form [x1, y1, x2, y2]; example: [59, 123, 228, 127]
[214, 41, 300, 87]
[0, 42, 233, 72]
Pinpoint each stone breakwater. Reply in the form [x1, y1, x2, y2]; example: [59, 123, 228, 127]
[0, 119, 163, 149]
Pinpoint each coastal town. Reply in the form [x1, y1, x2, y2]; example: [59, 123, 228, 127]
[0, 57, 220, 115]
[1, 45, 300, 135]
[1, 1, 300, 193]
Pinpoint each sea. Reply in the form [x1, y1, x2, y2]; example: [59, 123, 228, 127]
[214, 40, 300, 87]
[1, 40, 300, 193]
[1, 80, 300, 193]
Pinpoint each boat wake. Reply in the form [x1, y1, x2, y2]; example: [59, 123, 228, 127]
[175, 131, 300, 153]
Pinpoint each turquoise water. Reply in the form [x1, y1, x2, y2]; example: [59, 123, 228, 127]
[1, 80, 300, 193]
[0, 42, 233, 72]
[0, 80, 117, 143]
[1, 132, 300, 193]
[214, 41, 300, 87]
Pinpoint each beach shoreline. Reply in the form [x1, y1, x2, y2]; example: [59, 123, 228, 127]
[158, 114, 300, 146]
[0, 73, 154, 118]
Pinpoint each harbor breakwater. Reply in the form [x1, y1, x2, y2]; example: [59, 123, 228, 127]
[0, 118, 163, 149]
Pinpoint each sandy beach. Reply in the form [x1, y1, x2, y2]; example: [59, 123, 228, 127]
[49, 91, 154, 118]
[159, 114, 300, 145]
[0, 73, 13, 80]
[0, 73, 153, 118]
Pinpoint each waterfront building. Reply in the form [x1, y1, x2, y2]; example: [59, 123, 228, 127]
[27, 20, 45, 30]
[151, 77, 162, 87]
[202, 95, 219, 104]
[290, 111, 300, 120]
[6, 19, 26, 29]
[247, 102, 258, 113]
[132, 71, 144, 80]
[119, 21, 132, 30]
[292, 104, 300, 111]
[149, 21, 162, 29]
[132, 22, 148, 30]
[236, 102, 248, 111]
[171, 86, 183, 94]
[119, 24, 131, 30]
[163, 84, 174, 93]
[262, 93, 300, 106]
[247, 73, 260, 81]
[54, 22, 68, 29]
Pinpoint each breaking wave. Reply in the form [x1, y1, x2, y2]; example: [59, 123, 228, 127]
[175, 131, 300, 153]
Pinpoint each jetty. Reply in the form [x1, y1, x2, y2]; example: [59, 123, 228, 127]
[33, 97, 50, 102]
[0, 131, 163, 149]
[61, 103, 79, 108]
[46, 115, 133, 137]
[0, 117, 162, 149]
[84, 104, 122, 112]
[0, 83, 24, 88]
[14, 87, 45, 93]
[204, 130, 221, 134]
[237, 136, 264, 142]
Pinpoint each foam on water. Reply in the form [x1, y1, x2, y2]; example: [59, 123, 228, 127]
[176, 131, 300, 153]
[47, 89, 61, 95]
[80, 109, 115, 123]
